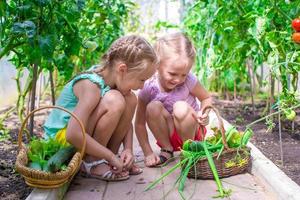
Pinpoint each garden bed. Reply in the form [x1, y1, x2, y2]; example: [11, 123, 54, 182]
[0, 108, 46, 200]
[214, 98, 300, 185]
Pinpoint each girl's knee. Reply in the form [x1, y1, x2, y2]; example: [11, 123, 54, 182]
[173, 101, 190, 121]
[103, 90, 126, 112]
[146, 101, 164, 119]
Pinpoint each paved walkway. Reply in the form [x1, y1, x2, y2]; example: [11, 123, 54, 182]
[65, 132, 277, 200]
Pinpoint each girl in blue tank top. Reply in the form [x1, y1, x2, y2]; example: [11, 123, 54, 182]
[44, 35, 158, 181]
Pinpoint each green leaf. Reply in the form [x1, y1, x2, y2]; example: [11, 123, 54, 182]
[33, 0, 51, 7]
[29, 139, 43, 156]
[38, 35, 56, 59]
[12, 21, 36, 38]
[77, 0, 85, 10]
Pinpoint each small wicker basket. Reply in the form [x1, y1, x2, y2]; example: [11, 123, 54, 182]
[185, 105, 251, 179]
[15, 106, 86, 188]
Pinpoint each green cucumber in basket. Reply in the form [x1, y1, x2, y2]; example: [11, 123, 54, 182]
[28, 162, 42, 170]
[47, 146, 77, 173]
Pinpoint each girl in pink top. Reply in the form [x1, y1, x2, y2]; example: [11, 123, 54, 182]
[135, 33, 213, 167]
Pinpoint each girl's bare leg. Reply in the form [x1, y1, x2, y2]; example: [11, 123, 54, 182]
[86, 90, 126, 147]
[107, 92, 144, 174]
[146, 101, 174, 165]
[107, 91, 137, 154]
[83, 90, 127, 177]
[173, 101, 198, 142]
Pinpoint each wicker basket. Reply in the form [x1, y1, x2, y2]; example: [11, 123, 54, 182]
[185, 105, 251, 179]
[15, 106, 86, 188]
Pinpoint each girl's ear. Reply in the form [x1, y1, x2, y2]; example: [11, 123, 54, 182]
[117, 63, 128, 74]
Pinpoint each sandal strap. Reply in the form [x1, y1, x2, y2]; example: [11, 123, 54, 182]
[161, 149, 174, 156]
[102, 170, 113, 179]
[82, 159, 108, 174]
[159, 155, 168, 164]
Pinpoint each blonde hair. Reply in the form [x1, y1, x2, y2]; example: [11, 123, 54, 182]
[99, 35, 158, 72]
[154, 32, 196, 67]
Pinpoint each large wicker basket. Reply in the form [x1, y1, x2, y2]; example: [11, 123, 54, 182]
[185, 105, 251, 179]
[15, 106, 86, 189]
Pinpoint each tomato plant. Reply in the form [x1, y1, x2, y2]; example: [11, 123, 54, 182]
[0, 0, 135, 126]
[285, 110, 296, 121]
[182, 0, 300, 111]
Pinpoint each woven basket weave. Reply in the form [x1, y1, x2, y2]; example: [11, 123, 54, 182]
[15, 106, 86, 188]
[185, 105, 251, 179]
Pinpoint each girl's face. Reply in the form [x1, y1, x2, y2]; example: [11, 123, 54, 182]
[158, 57, 191, 91]
[116, 62, 156, 95]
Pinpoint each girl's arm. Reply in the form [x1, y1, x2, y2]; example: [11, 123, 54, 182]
[134, 98, 154, 156]
[66, 80, 116, 162]
[191, 81, 213, 113]
[122, 123, 133, 151]
[120, 124, 134, 168]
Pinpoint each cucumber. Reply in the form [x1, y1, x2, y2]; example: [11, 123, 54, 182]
[42, 161, 49, 172]
[190, 141, 204, 152]
[47, 146, 77, 173]
[182, 140, 192, 151]
[241, 129, 253, 146]
[28, 162, 42, 170]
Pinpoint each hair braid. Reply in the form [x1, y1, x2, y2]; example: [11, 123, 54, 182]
[68, 35, 157, 83]
[101, 35, 158, 72]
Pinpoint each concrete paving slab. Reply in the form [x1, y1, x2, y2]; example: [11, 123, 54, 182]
[153, 158, 277, 200]
[103, 165, 164, 200]
[64, 175, 107, 199]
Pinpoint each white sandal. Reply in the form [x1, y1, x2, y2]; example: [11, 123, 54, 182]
[80, 159, 129, 181]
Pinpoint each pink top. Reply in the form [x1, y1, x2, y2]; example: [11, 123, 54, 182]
[138, 72, 200, 113]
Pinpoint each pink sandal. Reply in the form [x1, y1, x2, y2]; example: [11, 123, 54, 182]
[129, 164, 143, 175]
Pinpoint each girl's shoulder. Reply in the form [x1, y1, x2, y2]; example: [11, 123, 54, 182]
[138, 74, 160, 102]
[71, 69, 110, 97]
[186, 72, 197, 81]
[72, 73, 103, 86]
[184, 72, 198, 90]
[143, 73, 159, 88]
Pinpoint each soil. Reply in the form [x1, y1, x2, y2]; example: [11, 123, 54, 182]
[0, 98, 300, 199]
[0, 108, 46, 200]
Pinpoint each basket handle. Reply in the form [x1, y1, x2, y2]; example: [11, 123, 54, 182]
[18, 105, 86, 160]
[197, 105, 229, 150]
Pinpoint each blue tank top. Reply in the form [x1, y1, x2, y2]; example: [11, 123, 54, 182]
[43, 66, 110, 138]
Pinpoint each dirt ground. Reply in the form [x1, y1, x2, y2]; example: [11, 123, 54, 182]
[0, 99, 300, 200]
[214, 98, 300, 185]
[0, 109, 45, 200]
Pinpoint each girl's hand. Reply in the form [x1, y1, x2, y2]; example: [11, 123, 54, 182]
[144, 153, 160, 167]
[120, 149, 134, 169]
[109, 155, 124, 174]
[196, 110, 210, 126]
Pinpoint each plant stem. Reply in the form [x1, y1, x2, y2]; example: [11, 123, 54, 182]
[203, 142, 225, 197]
[275, 6, 292, 21]
[49, 69, 56, 105]
[29, 64, 39, 136]
[179, 158, 194, 192]
[246, 103, 300, 129]
[144, 159, 187, 191]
